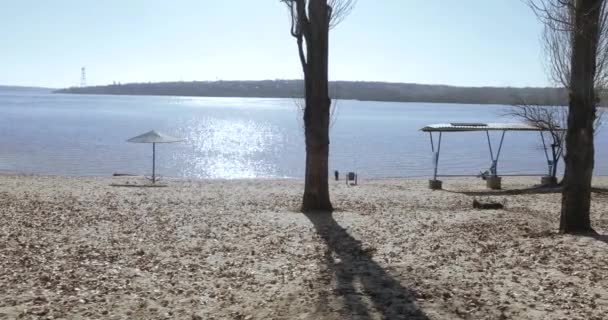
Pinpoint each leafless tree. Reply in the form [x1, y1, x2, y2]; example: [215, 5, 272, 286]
[281, 0, 356, 212]
[528, 0, 604, 234]
[509, 103, 567, 180]
[508, 102, 603, 182]
[532, 0, 608, 95]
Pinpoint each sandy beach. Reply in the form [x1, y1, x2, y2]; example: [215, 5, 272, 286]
[0, 174, 607, 319]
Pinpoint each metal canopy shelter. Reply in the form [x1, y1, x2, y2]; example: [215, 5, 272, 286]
[420, 122, 558, 181]
[127, 130, 184, 183]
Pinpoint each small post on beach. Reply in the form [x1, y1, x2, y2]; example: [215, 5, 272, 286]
[152, 142, 156, 184]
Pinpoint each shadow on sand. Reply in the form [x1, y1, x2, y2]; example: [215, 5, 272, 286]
[304, 211, 429, 320]
[444, 185, 608, 197]
[443, 185, 562, 196]
[588, 233, 608, 245]
[109, 183, 167, 188]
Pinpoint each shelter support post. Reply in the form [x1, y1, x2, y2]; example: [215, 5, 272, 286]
[484, 130, 506, 189]
[539, 131, 559, 185]
[539, 131, 553, 176]
[485, 130, 506, 177]
[428, 132, 443, 189]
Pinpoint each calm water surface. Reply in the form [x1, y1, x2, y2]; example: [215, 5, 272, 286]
[0, 90, 606, 178]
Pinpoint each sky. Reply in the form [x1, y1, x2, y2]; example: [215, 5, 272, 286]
[0, 0, 548, 88]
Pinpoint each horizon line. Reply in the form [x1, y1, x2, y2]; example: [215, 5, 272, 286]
[2, 79, 561, 91]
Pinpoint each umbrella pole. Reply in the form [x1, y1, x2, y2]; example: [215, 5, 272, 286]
[152, 142, 156, 183]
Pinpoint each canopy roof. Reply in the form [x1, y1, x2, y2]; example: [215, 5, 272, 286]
[420, 122, 548, 132]
[127, 130, 184, 143]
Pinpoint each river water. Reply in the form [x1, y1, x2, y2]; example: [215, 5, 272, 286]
[0, 90, 606, 178]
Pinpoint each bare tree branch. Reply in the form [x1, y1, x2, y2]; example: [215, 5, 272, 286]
[282, 0, 311, 68]
[292, 83, 341, 130]
[329, 86, 340, 129]
[328, 0, 357, 29]
[531, 0, 608, 91]
[527, 0, 576, 31]
[595, 107, 606, 131]
[507, 99, 604, 178]
[507, 100, 567, 178]
[283, 0, 356, 33]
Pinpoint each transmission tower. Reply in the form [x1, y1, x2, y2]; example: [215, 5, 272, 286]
[80, 67, 87, 87]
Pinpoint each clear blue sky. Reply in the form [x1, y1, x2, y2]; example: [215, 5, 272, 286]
[0, 0, 547, 88]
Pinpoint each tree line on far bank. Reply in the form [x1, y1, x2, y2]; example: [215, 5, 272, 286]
[55, 80, 575, 106]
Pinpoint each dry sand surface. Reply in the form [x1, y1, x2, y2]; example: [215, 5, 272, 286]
[0, 174, 607, 320]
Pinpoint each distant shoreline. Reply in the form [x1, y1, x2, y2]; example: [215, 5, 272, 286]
[53, 80, 570, 106]
[0, 85, 55, 92]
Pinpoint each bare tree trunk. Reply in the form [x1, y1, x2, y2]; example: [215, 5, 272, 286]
[560, 0, 602, 233]
[283, 0, 354, 211]
[302, 0, 333, 211]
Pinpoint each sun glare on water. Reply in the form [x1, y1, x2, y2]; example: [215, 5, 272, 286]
[172, 117, 285, 179]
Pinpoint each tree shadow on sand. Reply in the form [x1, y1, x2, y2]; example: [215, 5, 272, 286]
[304, 211, 429, 320]
[588, 233, 608, 245]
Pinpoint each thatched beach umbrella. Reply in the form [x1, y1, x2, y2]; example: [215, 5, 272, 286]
[127, 130, 184, 183]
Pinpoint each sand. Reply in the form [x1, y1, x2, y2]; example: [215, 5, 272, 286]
[0, 174, 607, 320]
